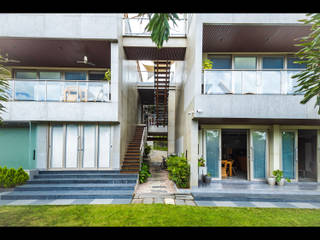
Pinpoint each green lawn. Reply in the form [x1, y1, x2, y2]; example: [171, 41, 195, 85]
[0, 204, 320, 227]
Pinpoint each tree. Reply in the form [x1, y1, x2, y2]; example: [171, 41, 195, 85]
[0, 55, 10, 121]
[137, 13, 180, 49]
[293, 13, 320, 113]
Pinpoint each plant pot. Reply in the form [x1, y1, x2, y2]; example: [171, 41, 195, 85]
[276, 178, 285, 186]
[267, 177, 276, 186]
[202, 175, 211, 184]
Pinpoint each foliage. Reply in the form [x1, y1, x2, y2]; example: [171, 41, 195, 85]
[0, 166, 29, 188]
[104, 69, 111, 82]
[138, 13, 180, 48]
[144, 144, 151, 156]
[167, 154, 190, 188]
[139, 162, 151, 184]
[202, 59, 213, 69]
[0, 55, 11, 122]
[292, 13, 320, 113]
[198, 157, 205, 167]
[272, 169, 291, 183]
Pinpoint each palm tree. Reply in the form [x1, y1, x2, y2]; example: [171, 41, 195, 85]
[293, 13, 320, 113]
[137, 13, 180, 48]
[0, 55, 11, 121]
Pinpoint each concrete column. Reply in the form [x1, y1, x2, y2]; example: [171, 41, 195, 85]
[190, 119, 199, 188]
[270, 124, 281, 174]
[167, 88, 176, 155]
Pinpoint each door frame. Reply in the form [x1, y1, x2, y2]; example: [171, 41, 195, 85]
[48, 123, 112, 170]
[280, 129, 298, 181]
[201, 124, 270, 181]
[249, 129, 269, 181]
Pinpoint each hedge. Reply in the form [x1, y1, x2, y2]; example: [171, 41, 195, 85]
[0, 166, 29, 188]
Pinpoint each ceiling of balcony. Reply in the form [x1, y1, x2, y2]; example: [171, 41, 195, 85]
[124, 47, 186, 60]
[202, 24, 312, 52]
[0, 38, 111, 68]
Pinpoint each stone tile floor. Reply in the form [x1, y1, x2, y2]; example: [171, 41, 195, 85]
[131, 163, 197, 206]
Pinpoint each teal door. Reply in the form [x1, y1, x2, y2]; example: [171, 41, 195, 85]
[282, 131, 296, 179]
[252, 130, 267, 179]
[206, 129, 220, 178]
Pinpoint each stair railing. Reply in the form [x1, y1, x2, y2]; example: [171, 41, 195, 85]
[139, 124, 147, 171]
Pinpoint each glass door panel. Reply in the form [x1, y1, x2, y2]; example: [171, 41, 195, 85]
[206, 129, 220, 178]
[98, 125, 111, 168]
[65, 124, 79, 168]
[50, 125, 64, 168]
[282, 131, 297, 179]
[252, 130, 267, 179]
[82, 125, 96, 168]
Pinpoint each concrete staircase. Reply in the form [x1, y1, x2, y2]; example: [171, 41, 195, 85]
[120, 126, 145, 174]
[0, 170, 137, 200]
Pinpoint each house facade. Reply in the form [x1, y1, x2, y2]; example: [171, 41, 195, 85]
[0, 13, 319, 188]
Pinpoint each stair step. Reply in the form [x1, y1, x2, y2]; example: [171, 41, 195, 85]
[1, 190, 135, 200]
[14, 183, 136, 191]
[25, 178, 137, 184]
[34, 173, 137, 179]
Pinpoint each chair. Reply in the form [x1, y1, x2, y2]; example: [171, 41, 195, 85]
[221, 162, 228, 178]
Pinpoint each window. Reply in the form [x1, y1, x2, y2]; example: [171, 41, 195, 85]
[39, 72, 61, 80]
[262, 56, 284, 69]
[15, 71, 37, 79]
[287, 56, 307, 69]
[89, 72, 105, 80]
[65, 72, 86, 80]
[234, 56, 256, 69]
[208, 55, 232, 69]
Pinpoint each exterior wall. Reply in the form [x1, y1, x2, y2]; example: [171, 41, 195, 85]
[0, 14, 121, 40]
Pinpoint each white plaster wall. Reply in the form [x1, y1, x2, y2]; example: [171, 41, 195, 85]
[0, 14, 121, 39]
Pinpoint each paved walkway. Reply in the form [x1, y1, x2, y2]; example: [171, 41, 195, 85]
[131, 161, 196, 206]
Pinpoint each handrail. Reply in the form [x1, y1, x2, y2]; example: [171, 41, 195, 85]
[139, 125, 147, 171]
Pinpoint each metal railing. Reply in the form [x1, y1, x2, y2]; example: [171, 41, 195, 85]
[6, 79, 111, 102]
[202, 69, 304, 95]
[123, 17, 187, 37]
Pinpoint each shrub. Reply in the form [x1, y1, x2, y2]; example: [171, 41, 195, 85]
[139, 163, 151, 184]
[144, 144, 152, 157]
[167, 154, 190, 188]
[0, 166, 29, 188]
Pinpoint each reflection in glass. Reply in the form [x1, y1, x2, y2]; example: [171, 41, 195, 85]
[234, 57, 256, 70]
[206, 130, 220, 178]
[65, 124, 78, 168]
[282, 131, 295, 179]
[82, 125, 96, 168]
[287, 71, 301, 94]
[261, 71, 281, 94]
[47, 82, 63, 101]
[98, 125, 110, 168]
[252, 131, 267, 179]
[204, 71, 232, 94]
[14, 81, 35, 100]
[51, 125, 64, 168]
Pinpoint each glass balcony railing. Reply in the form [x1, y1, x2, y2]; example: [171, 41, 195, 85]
[202, 69, 303, 95]
[123, 17, 187, 37]
[6, 79, 111, 102]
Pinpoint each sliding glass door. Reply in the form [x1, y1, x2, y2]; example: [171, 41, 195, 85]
[49, 124, 111, 169]
[250, 130, 268, 180]
[282, 130, 297, 180]
[205, 129, 221, 179]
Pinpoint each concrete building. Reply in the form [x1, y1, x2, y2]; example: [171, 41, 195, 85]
[0, 13, 318, 189]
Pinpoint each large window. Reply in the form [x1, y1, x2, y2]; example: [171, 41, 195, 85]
[234, 56, 256, 69]
[262, 56, 284, 69]
[287, 56, 307, 69]
[208, 55, 232, 69]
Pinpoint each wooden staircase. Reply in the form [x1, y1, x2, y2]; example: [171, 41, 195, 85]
[154, 60, 171, 127]
[120, 126, 145, 174]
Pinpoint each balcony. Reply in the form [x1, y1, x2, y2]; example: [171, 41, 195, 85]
[202, 69, 303, 95]
[123, 17, 187, 37]
[195, 69, 320, 122]
[6, 79, 111, 102]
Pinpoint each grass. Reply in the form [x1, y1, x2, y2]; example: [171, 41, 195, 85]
[0, 204, 320, 227]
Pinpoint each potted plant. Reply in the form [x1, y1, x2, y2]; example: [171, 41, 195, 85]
[267, 175, 276, 186]
[198, 157, 206, 180]
[272, 170, 291, 186]
[104, 69, 111, 82]
[202, 172, 212, 184]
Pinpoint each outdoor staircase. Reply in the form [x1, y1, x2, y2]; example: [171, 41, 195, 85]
[120, 125, 145, 174]
[0, 170, 137, 200]
[154, 60, 170, 127]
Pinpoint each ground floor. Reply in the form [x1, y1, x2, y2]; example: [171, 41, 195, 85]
[195, 124, 320, 184]
[0, 122, 121, 172]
